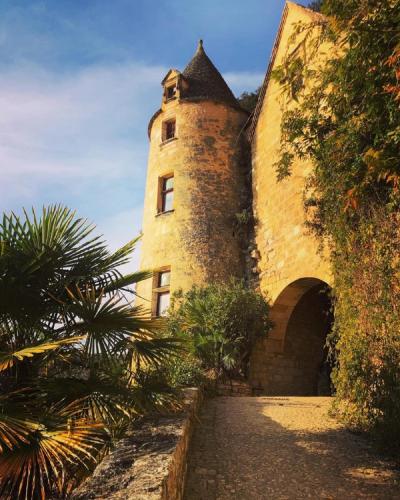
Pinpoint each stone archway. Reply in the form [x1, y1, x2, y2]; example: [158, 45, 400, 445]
[250, 278, 334, 395]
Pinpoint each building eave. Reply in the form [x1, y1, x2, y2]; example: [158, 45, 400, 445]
[248, 1, 325, 143]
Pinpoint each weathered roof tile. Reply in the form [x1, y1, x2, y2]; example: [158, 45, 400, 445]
[181, 40, 239, 108]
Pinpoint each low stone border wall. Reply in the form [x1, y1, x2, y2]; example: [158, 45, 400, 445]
[216, 380, 252, 396]
[73, 388, 202, 500]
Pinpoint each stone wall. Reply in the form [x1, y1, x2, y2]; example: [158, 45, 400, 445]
[216, 380, 252, 397]
[249, 2, 333, 395]
[73, 388, 202, 500]
[251, 2, 331, 304]
[136, 97, 248, 312]
[250, 284, 333, 395]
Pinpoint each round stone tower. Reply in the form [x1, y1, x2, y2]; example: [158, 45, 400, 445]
[136, 41, 249, 316]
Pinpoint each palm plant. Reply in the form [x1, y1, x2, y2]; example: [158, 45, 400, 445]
[0, 205, 180, 499]
[167, 281, 271, 381]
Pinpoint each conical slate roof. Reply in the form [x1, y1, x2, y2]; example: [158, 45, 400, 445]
[181, 40, 239, 107]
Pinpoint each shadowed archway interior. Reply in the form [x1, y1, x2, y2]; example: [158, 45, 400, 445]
[283, 283, 333, 395]
[250, 278, 334, 395]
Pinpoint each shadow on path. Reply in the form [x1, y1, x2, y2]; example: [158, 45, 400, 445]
[184, 397, 400, 499]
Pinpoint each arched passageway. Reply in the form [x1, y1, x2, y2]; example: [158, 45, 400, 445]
[250, 278, 334, 395]
[284, 282, 333, 394]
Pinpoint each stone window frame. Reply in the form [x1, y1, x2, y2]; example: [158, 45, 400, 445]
[152, 266, 171, 317]
[157, 173, 174, 215]
[165, 84, 177, 101]
[162, 73, 182, 104]
[162, 118, 176, 143]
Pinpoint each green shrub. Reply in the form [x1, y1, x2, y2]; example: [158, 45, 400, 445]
[330, 208, 400, 443]
[166, 279, 271, 380]
[163, 355, 206, 387]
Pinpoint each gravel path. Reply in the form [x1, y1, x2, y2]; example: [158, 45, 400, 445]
[184, 396, 400, 499]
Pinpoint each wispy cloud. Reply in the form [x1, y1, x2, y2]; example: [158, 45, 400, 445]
[0, 62, 166, 185]
[96, 206, 144, 275]
[0, 58, 263, 268]
[224, 71, 264, 94]
[0, 0, 282, 275]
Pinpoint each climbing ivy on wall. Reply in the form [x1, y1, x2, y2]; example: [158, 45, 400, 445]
[331, 208, 400, 441]
[273, 0, 400, 443]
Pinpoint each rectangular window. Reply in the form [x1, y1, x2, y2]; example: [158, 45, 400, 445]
[163, 119, 176, 141]
[158, 269, 171, 287]
[156, 291, 170, 317]
[166, 85, 176, 100]
[153, 268, 171, 317]
[159, 175, 174, 213]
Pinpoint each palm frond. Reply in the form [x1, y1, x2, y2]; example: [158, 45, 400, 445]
[0, 336, 85, 372]
[101, 236, 141, 271]
[1, 206, 107, 268]
[0, 418, 106, 500]
[39, 376, 137, 423]
[129, 336, 184, 369]
[67, 287, 162, 361]
[0, 415, 36, 453]
[103, 270, 152, 294]
[0, 206, 112, 323]
[39, 373, 180, 433]
[0, 204, 178, 498]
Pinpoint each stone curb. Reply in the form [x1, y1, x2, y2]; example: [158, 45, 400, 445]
[72, 387, 203, 500]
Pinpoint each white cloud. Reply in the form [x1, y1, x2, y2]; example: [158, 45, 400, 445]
[96, 206, 143, 273]
[224, 71, 264, 95]
[0, 60, 264, 274]
[0, 62, 166, 205]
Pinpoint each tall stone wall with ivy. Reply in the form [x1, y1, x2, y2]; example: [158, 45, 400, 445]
[270, 0, 400, 442]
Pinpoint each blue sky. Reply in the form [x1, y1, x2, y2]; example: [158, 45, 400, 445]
[0, 0, 307, 270]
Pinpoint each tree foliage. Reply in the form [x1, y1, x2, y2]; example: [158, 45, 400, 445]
[166, 279, 271, 381]
[273, 0, 400, 441]
[0, 206, 180, 499]
[307, 0, 323, 12]
[330, 208, 400, 441]
[275, 0, 400, 218]
[237, 87, 261, 114]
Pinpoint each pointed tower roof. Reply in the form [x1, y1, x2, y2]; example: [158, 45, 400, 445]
[181, 40, 239, 107]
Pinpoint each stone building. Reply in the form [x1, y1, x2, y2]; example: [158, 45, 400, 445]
[136, 39, 249, 316]
[136, 1, 333, 395]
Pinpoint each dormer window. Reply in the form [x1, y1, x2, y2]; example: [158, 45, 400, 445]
[166, 85, 176, 100]
[161, 69, 182, 104]
[162, 119, 176, 142]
